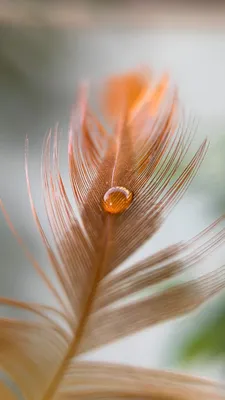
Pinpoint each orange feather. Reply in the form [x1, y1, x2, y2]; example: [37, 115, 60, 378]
[1, 68, 225, 400]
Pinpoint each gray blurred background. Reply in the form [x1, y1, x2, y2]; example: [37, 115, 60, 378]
[1, 1, 225, 388]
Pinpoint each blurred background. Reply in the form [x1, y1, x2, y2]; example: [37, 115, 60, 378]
[1, 0, 225, 394]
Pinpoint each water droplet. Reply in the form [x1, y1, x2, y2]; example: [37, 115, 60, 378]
[103, 186, 133, 214]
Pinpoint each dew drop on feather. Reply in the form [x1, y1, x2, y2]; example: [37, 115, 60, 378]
[102, 186, 133, 214]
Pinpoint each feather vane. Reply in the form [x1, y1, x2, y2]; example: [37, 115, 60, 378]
[1, 69, 225, 400]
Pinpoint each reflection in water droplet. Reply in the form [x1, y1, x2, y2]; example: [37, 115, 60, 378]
[102, 186, 133, 214]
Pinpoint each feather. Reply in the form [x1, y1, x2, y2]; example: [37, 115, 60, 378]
[54, 361, 225, 400]
[0, 380, 18, 400]
[1, 68, 225, 400]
